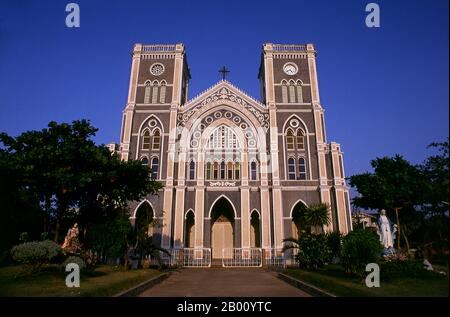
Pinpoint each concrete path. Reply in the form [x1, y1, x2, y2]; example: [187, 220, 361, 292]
[139, 268, 310, 297]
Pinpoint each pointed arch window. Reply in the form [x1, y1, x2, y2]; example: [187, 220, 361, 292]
[142, 130, 151, 150]
[234, 162, 240, 180]
[152, 130, 161, 150]
[296, 130, 305, 150]
[141, 157, 149, 165]
[298, 158, 307, 180]
[220, 161, 226, 179]
[189, 160, 196, 180]
[151, 82, 158, 104]
[288, 157, 296, 180]
[281, 82, 288, 103]
[289, 84, 296, 103]
[296, 85, 303, 103]
[250, 161, 258, 180]
[151, 157, 159, 180]
[213, 162, 219, 180]
[206, 162, 212, 180]
[227, 162, 233, 179]
[144, 82, 151, 104]
[159, 82, 166, 103]
[286, 130, 294, 150]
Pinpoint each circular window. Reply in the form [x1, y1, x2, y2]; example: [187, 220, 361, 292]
[148, 119, 157, 127]
[150, 63, 165, 76]
[283, 62, 298, 76]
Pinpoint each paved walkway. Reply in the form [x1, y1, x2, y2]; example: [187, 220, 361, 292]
[139, 268, 310, 297]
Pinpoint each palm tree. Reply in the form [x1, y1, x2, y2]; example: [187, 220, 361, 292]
[304, 203, 331, 233]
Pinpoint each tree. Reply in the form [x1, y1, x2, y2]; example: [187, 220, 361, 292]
[292, 203, 330, 235]
[304, 203, 331, 232]
[0, 120, 162, 245]
[420, 139, 449, 215]
[349, 155, 429, 251]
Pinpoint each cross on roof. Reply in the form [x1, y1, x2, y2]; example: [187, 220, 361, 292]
[219, 66, 230, 80]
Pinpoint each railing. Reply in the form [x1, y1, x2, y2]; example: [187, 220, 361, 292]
[272, 44, 307, 52]
[222, 248, 263, 267]
[142, 44, 177, 52]
[173, 248, 212, 267]
[263, 248, 286, 269]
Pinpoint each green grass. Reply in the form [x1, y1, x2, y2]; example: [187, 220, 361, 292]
[0, 264, 162, 297]
[285, 264, 449, 297]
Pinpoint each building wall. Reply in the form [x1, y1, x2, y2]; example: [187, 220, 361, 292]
[119, 43, 352, 253]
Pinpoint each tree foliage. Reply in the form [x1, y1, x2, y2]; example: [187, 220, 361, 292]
[0, 120, 162, 247]
[349, 140, 449, 251]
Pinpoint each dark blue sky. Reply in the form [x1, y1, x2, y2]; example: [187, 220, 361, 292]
[0, 0, 448, 181]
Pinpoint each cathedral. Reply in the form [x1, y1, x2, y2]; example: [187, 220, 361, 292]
[116, 43, 352, 260]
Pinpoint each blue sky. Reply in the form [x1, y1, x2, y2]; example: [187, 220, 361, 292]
[0, 0, 448, 182]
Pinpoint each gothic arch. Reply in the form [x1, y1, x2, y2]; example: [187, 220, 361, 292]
[131, 199, 156, 219]
[289, 198, 309, 219]
[180, 101, 267, 149]
[282, 114, 309, 135]
[208, 194, 238, 219]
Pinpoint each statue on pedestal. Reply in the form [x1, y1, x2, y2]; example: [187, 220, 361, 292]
[376, 209, 397, 256]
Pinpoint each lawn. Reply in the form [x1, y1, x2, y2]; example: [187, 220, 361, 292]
[285, 264, 449, 297]
[0, 264, 163, 297]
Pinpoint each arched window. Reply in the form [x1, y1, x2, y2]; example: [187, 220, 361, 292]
[227, 162, 233, 179]
[289, 84, 296, 103]
[189, 160, 196, 180]
[287, 157, 296, 180]
[213, 162, 219, 180]
[250, 161, 258, 180]
[296, 85, 303, 103]
[152, 130, 161, 150]
[141, 157, 149, 165]
[159, 82, 166, 103]
[281, 82, 288, 103]
[144, 82, 151, 104]
[206, 162, 212, 180]
[220, 161, 226, 179]
[296, 130, 304, 150]
[298, 158, 307, 180]
[234, 162, 240, 179]
[286, 130, 294, 150]
[142, 130, 151, 150]
[151, 82, 158, 104]
[151, 157, 159, 180]
[206, 126, 240, 150]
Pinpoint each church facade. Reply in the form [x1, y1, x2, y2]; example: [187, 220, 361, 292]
[117, 43, 352, 258]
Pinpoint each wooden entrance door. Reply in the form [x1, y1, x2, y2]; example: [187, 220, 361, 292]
[211, 221, 233, 259]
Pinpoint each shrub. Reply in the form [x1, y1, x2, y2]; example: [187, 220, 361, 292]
[341, 229, 383, 277]
[284, 234, 332, 269]
[11, 240, 62, 274]
[326, 231, 342, 260]
[19, 232, 28, 243]
[380, 260, 440, 280]
[62, 256, 86, 271]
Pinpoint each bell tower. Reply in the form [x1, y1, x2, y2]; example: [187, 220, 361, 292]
[120, 43, 190, 248]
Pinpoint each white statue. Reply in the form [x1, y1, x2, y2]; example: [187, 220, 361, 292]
[377, 209, 397, 253]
